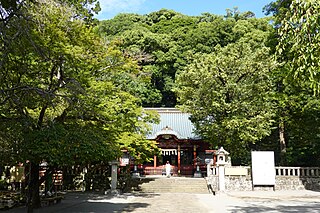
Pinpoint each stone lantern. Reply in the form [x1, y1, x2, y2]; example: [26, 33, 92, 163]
[216, 147, 229, 192]
[216, 147, 229, 166]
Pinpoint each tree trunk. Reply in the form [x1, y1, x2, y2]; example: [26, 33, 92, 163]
[27, 162, 40, 213]
[279, 120, 287, 165]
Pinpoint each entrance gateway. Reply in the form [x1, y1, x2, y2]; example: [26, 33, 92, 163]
[141, 108, 214, 176]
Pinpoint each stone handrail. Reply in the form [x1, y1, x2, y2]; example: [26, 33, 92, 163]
[208, 166, 250, 176]
[208, 166, 320, 177]
[275, 167, 320, 177]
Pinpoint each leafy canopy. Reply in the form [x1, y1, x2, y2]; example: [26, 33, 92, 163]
[0, 0, 159, 166]
[276, 0, 320, 93]
[175, 35, 277, 162]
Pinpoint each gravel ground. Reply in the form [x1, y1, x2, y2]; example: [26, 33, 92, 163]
[5, 190, 320, 213]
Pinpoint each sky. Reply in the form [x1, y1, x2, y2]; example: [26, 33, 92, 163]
[95, 0, 274, 20]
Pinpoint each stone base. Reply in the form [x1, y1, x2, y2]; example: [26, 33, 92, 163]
[132, 172, 140, 178]
[105, 189, 121, 195]
[41, 196, 63, 207]
[194, 171, 202, 178]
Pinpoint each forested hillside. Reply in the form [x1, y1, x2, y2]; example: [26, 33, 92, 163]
[96, 6, 320, 166]
[95, 8, 270, 107]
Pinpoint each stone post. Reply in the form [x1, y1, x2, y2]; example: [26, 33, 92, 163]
[82, 167, 87, 192]
[108, 160, 119, 194]
[218, 164, 225, 191]
[207, 163, 211, 177]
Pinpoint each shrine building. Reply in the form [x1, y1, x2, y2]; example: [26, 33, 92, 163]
[142, 108, 214, 176]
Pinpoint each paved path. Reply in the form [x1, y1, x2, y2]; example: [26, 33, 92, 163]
[6, 190, 320, 213]
[221, 190, 320, 213]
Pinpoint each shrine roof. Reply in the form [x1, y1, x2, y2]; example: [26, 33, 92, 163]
[145, 108, 200, 140]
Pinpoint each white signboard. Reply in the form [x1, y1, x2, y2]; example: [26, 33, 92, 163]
[120, 158, 129, 166]
[251, 151, 275, 185]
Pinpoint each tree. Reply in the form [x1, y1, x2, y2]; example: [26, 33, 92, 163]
[0, 0, 159, 211]
[263, 0, 320, 165]
[175, 37, 277, 164]
[96, 9, 272, 107]
[285, 95, 320, 166]
[0, 1, 106, 211]
[275, 0, 320, 93]
[94, 13, 147, 38]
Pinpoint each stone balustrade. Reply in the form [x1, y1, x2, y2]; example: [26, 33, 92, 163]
[275, 167, 320, 177]
[208, 166, 320, 177]
[206, 166, 320, 191]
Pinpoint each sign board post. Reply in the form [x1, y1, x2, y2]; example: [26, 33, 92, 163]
[251, 151, 275, 190]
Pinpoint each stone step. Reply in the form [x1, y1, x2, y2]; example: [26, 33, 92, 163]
[141, 186, 207, 189]
[141, 184, 207, 188]
[141, 188, 208, 191]
[141, 178, 206, 183]
[143, 191, 209, 193]
[138, 177, 209, 194]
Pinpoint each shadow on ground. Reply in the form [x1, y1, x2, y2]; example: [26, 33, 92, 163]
[229, 203, 320, 213]
[127, 177, 157, 192]
[4, 191, 160, 213]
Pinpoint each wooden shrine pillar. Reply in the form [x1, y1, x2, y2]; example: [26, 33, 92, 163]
[177, 144, 181, 174]
[153, 155, 157, 168]
[193, 145, 197, 169]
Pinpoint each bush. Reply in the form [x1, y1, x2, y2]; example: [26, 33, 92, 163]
[0, 180, 8, 190]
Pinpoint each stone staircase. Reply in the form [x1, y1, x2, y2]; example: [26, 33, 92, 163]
[138, 177, 210, 194]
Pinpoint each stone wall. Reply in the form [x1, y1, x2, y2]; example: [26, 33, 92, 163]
[276, 176, 320, 191]
[207, 175, 253, 191]
[225, 176, 252, 191]
[206, 176, 218, 192]
[206, 175, 320, 191]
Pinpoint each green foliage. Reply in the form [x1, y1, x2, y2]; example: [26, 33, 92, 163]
[0, 179, 8, 190]
[271, 75, 320, 166]
[118, 133, 160, 164]
[285, 96, 320, 166]
[60, 0, 101, 22]
[96, 9, 273, 107]
[264, 0, 320, 166]
[175, 36, 277, 163]
[94, 13, 148, 38]
[0, 0, 159, 168]
[92, 4, 320, 167]
[276, 0, 320, 93]
[146, 9, 183, 24]
[0, 1, 164, 210]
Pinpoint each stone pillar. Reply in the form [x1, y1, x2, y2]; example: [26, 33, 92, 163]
[82, 167, 87, 192]
[108, 160, 119, 193]
[207, 163, 211, 177]
[218, 164, 225, 191]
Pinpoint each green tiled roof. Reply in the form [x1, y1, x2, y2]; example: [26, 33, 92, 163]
[145, 108, 200, 140]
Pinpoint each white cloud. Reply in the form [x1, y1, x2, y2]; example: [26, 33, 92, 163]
[97, 0, 146, 19]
